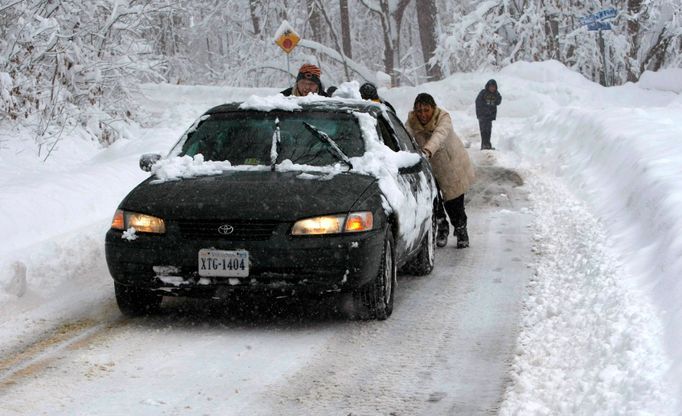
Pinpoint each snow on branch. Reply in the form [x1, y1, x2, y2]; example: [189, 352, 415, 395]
[298, 39, 376, 83]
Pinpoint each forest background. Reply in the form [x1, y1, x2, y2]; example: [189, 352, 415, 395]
[1, 0, 680, 150]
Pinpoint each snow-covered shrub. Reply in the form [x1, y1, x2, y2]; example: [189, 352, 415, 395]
[0, 1, 166, 152]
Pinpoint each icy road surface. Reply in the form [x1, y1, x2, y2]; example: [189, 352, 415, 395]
[0, 152, 533, 416]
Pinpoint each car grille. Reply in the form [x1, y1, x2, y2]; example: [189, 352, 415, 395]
[175, 219, 281, 241]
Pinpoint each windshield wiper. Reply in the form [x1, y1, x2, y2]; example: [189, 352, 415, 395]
[303, 122, 353, 170]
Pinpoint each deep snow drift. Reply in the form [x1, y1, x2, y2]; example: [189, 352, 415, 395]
[0, 61, 680, 414]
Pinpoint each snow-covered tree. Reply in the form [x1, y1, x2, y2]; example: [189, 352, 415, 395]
[2, 0, 680, 152]
[433, 0, 682, 86]
[0, 0, 166, 153]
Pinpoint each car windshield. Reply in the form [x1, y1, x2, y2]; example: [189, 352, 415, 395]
[174, 111, 364, 167]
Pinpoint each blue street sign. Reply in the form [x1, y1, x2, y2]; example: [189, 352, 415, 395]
[580, 15, 596, 25]
[587, 21, 612, 31]
[581, 7, 617, 27]
[594, 8, 617, 21]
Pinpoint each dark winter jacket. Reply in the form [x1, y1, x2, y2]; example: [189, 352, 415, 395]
[475, 79, 502, 121]
[359, 82, 397, 114]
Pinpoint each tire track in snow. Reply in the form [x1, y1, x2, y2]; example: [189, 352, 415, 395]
[0, 318, 126, 391]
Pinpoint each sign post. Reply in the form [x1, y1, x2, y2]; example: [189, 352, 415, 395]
[579, 8, 618, 85]
[274, 21, 300, 85]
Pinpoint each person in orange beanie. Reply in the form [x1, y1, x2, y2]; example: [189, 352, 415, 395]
[281, 64, 328, 97]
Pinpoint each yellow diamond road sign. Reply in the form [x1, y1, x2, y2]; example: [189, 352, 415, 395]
[275, 31, 300, 54]
[275, 27, 300, 54]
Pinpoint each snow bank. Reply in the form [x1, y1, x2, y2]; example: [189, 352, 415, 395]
[506, 105, 682, 390]
[493, 61, 682, 409]
[498, 173, 675, 415]
[0, 223, 114, 354]
[637, 68, 682, 94]
[500, 59, 595, 88]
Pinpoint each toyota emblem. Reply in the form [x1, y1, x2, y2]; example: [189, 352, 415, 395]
[218, 224, 234, 235]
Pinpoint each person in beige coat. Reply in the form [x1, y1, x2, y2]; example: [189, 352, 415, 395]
[406, 93, 475, 248]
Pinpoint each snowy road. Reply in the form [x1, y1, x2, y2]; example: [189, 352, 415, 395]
[4, 64, 678, 414]
[0, 153, 533, 416]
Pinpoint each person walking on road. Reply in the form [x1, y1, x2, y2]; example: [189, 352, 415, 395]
[475, 79, 502, 150]
[406, 93, 475, 249]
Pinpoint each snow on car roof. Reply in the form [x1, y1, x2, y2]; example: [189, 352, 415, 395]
[207, 94, 384, 115]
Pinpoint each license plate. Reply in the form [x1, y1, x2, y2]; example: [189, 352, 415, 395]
[198, 249, 249, 277]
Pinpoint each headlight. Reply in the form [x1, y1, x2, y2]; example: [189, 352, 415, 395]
[291, 212, 373, 236]
[110, 209, 166, 234]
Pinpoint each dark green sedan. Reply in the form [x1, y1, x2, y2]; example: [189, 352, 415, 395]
[105, 99, 437, 320]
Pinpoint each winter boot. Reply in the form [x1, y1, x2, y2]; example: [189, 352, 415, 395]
[455, 226, 469, 249]
[436, 219, 449, 248]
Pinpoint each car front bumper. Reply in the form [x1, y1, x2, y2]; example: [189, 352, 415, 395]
[105, 226, 384, 297]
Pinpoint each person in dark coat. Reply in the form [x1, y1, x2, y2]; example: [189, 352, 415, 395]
[475, 79, 502, 150]
[359, 82, 397, 114]
[281, 64, 328, 97]
[326, 85, 338, 96]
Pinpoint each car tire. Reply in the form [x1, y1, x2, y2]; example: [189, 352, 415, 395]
[401, 212, 436, 276]
[114, 282, 162, 317]
[354, 229, 396, 320]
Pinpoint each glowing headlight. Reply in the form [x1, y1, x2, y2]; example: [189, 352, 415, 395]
[291, 215, 345, 235]
[291, 212, 373, 236]
[110, 209, 166, 234]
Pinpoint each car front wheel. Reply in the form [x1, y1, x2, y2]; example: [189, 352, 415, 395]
[114, 282, 162, 317]
[354, 229, 396, 320]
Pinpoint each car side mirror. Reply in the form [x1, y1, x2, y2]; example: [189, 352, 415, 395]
[139, 153, 162, 172]
[398, 159, 423, 175]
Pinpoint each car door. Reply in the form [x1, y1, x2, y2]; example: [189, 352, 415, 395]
[386, 111, 435, 184]
[377, 113, 434, 259]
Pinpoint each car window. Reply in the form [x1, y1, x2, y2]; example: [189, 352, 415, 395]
[386, 112, 418, 152]
[174, 111, 364, 167]
[376, 117, 400, 152]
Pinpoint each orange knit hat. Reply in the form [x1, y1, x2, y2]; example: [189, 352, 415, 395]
[297, 64, 321, 79]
